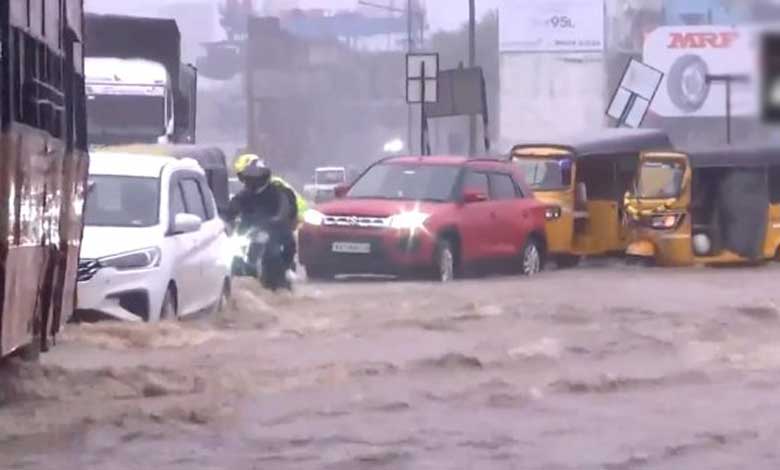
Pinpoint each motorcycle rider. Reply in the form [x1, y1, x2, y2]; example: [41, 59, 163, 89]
[234, 154, 308, 226]
[226, 155, 297, 290]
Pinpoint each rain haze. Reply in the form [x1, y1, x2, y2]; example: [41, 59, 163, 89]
[5, 1, 780, 470]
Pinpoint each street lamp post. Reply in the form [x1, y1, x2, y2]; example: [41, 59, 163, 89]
[468, 0, 477, 156]
[408, 0, 414, 154]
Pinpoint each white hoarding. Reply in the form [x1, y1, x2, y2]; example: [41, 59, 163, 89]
[499, 0, 605, 53]
[643, 25, 760, 118]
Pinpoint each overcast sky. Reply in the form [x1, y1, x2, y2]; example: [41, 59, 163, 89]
[84, 0, 501, 37]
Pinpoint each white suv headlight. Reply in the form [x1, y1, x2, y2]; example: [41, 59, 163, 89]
[388, 211, 430, 230]
[100, 247, 161, 271]
[303, 209, 325, 226]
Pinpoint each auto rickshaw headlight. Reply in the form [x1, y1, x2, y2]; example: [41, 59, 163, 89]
[545, 206, 562, 220]
[650, 214, 681, 229]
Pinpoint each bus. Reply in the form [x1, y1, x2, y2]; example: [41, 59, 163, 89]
[0, 0, 89, 360]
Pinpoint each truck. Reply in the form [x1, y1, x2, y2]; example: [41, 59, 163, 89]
[0, 0, 89, 359]
[84, 14, 197, 147]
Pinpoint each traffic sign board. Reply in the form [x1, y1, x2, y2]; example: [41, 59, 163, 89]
[406, 53, 439, 104]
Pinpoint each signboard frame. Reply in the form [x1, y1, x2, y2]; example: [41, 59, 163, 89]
[405, 52, 439, 104]
[606, 58, 664, 128]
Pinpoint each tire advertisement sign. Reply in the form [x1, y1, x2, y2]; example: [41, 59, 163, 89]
[499, 0, 605, 53]
[643, 25, 760, 118]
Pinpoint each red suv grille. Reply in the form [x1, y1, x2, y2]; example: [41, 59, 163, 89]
[322, 215, 389, 229]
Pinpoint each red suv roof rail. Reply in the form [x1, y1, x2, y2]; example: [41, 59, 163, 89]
[465, 156, 502, 164]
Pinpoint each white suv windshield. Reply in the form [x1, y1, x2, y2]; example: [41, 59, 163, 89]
[84, 175, 160, 227]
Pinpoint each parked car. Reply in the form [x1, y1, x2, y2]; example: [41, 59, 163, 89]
[77, 151, 231, 322]
[299, 156, 549, 281]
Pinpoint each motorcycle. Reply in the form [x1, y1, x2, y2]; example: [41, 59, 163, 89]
[230, 225, 291, 291]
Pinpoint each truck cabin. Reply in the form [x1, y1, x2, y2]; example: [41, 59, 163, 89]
[84, 13, 182, 146]
[86, 57, 173, 146]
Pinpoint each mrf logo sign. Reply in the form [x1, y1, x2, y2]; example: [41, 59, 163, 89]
[643, 26, 757, 118]
[668, 31, 740, 49]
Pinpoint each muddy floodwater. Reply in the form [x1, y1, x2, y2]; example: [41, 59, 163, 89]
[3, 265, 780, 469]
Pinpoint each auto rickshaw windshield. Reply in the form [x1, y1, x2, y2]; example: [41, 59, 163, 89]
[512, 157, 573, 191]
[636, 160, 685, 199]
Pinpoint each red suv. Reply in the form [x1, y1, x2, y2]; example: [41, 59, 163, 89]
[299, 156, 548, 281]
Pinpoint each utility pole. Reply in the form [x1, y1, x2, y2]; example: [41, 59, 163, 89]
[468, 0, 477, 156]
[407, 0, 414, 154]
[360, 0, 419, 154]
[245, 27, 256, 153]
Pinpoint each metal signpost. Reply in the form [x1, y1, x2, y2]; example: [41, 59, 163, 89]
[406, 52, 439, 155]
[606, 58, 663, 128]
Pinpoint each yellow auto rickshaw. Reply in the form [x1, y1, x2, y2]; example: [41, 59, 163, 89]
[509, 129, 672, 267]
[625, 146, 780, 266]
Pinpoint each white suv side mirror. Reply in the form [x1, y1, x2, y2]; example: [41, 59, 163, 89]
[173, 213, 202, 234]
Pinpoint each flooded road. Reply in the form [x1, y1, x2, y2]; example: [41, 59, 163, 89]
[3, 265, 780, 469]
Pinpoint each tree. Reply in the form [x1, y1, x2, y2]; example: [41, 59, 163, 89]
[219, 0, 255, 41]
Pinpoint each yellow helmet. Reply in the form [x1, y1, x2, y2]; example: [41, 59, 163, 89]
[234, 153, 260, 175]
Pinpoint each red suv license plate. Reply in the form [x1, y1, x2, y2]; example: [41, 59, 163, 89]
[331, 242, 371, 254]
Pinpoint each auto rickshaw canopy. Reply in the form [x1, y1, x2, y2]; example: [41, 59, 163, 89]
[686, 146, 780, 169]
[510, 129, 672, 160]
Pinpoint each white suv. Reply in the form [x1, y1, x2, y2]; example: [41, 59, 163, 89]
[77, 151, 230, 322]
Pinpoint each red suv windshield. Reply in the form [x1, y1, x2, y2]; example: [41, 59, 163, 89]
[348, 163, 460, 202]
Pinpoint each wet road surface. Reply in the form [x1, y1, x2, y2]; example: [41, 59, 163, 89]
[2, 264, 780, 469]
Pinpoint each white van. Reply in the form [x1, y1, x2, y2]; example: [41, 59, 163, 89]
[77, 152, 231, 322]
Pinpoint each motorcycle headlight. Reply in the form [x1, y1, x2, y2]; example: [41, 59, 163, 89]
[388, 211, 430, 230]
[303, 209, 325, 226]
[229, 235, 251, 255]
[100, 247, 161, 271]
[650, 214, 682, 229]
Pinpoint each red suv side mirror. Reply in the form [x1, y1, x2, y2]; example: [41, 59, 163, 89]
[334, 184, 350, 199]
[463, 189, 488, 203]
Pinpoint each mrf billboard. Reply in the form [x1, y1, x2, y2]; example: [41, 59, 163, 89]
[643, 25, 761, 118]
